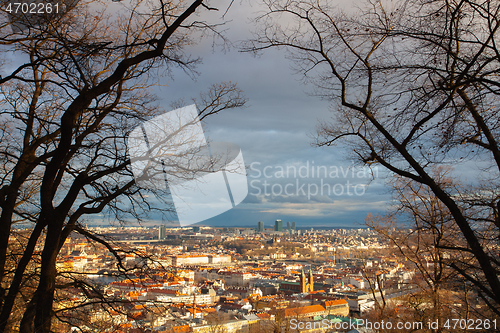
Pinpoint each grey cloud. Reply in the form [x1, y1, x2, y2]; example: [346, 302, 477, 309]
[143, 1, 394, 227]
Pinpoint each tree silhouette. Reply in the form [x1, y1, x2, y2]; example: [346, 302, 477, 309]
[246, 0, 500, 314]
[0, 0, 245, 331]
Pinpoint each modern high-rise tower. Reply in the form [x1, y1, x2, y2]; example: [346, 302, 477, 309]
[159, 225, 166, 240]
[257, 221, 264, 232]
[274, 219, 283, 231]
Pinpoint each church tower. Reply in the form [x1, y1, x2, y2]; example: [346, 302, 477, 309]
[300, 269, 307, 293]
[299, 269, 314, 293]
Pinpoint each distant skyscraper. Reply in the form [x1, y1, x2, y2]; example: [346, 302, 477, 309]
[287, 221, 291, 230]
[274, 219, 283, 232]
[292, 221, 296, 230]
[192, 226, 201, 233]
[159, 225, 166, 240]
[257, 221, 264, 232]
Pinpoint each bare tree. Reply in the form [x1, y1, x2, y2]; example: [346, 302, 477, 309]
[246, 0, 500, 314]
[206, 311, 229, 333]
[0, 0, 246, 332]
[361, 261, 388, 319]
[365, 169, 467, 331]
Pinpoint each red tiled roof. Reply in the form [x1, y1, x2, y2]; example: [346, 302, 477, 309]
[256, 313, 271, 319]
[282, 305, 325, 317]
[172, 325, 190, 333]
[324, 299, 348, 307]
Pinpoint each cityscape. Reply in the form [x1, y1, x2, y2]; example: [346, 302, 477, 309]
[1, 0, 500, 332]
[9, 220, 476, 332]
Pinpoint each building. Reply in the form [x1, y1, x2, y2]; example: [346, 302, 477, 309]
[287, 221, 291, 230]
[301, 269, 314, 293]
[253, 282, 278, 296]
[171, 255, 209, 266]
[200, 287, 218, 304]
[280, 269, 315, 294]
[159, 225, 166, 240]
[254, 296, 289, 310]
[257, 221, 264, 232]
[291, 221, 296, 230]
[333, 288, 417, 314]
[323, 299, 350, 317]
[192, 319, 258, 333]
[274, 219, 283, 232]
[279, 304, 326, 319]
[208, 254, 232, 264]
[156, 293, 213, 305]
[170, 254, 231, 266]
[219, 271, 256, 287]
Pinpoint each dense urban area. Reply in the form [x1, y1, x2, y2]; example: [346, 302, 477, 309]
[14, 219, 484, 333]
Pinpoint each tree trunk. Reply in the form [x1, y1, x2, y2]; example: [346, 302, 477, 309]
[33, 217, 64, 333]
[0, 222, 44, 333]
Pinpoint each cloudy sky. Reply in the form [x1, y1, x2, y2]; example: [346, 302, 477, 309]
[2, 0, 491, 229]
[150, 0, 391, 229]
